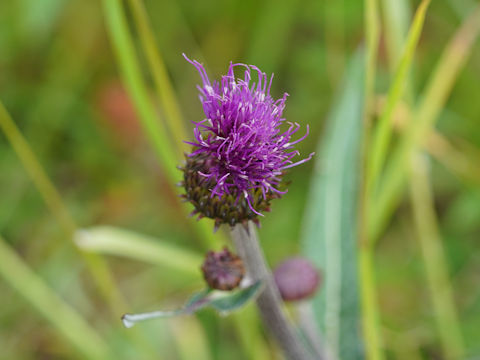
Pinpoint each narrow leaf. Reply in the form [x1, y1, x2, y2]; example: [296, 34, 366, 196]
[409, 154, 465, 359]
[122, 282, 262, 328]
[301, 52, 365, 359]
[368, 0, 431, 196]
[370, 7, 480, 242]
[74, 226, 202, 277]
[0, 235, 113, 360]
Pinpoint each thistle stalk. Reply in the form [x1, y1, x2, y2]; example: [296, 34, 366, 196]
[231, 222, 316, 360]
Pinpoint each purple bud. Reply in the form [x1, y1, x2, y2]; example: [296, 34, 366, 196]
[201, 247, 245, 291]
[273, 257, 321, 302]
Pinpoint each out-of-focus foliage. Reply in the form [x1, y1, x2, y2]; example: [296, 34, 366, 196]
[0, 0, 480, 359]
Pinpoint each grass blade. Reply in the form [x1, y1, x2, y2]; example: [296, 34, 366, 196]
[101, 0, 180, 177]
[360, 1, 385, 359]
[301, 52, 365, 360]
[101, 0, 219, 247]
[126, 0, 188, 156]
[409, 154, 465, 359]
[364, 0, 379, 123]
[0, 101, 76, 235]
[0, 100, 126, 315]
[370, 6, 480, 242]
[0, 235, 113, 360]
[75, 226, 202, 277]
[381, 0, 412, 72]
[367, 0, 431, 196]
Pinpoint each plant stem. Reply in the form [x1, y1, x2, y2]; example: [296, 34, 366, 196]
[367, 0, 431, 196]
[360, 0, 384, 359]
[102, 0, 219, 248]
[409, 154, 465, 359]
[126, 0, 188, 157]
[369, 6, 480, 243]
[0, 100, 126, 315]
[231, 222, 314, 360]
[0, 235, 113, 360]
[358, 245, 383, 360]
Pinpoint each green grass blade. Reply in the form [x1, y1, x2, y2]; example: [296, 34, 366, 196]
[0, 100, 126, 315]
[75, 226, 202, 277]
[0, 101, 76, 235]
[301, 52, 365, 360]
[381, 0, 412, 72]
[370, 7, 480, 242]
[360, 1, 384, 358]
[409, 154, 465, 359]
[126, 0, 188, 156]
[101, 0, 180, 177]
[367, 0, 430, 197]
[364, 0, 379, 123]
[0, 235, 114, 360]
[101, 0, 219, 248]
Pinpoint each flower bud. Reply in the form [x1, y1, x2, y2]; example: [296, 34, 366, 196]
[273, 257, 320, 302]
[201, 247, 245, 291]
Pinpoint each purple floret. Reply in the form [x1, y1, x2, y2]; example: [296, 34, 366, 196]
[184, 54, 313, 215]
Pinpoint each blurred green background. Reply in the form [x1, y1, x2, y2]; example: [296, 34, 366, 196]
[1, 0, 480, 359]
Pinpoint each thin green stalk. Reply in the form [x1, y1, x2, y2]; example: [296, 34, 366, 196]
[359, 247, 383, 360]
[0, 100, 126, 315]
[0, 235, 113, 360]
[364, 0, 380, 125]
[101, 0, 180, 175]
[74, 226, 202, 277]
[426, 132, 480, 185]
[367, 0, 430, 197]
[101, 0, 218, 248]
[370, 6, 480, 242]
[360, 0, 384, 359]
[126, 0, 188, 157]
[0, 102, 76, 235]
[381, 0, 412, 73]
[409, 154, 465, 359]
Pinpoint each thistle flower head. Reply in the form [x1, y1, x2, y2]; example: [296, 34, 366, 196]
[181, 54, 313, 226]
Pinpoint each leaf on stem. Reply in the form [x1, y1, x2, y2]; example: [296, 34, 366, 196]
[122, 282, 262, 328]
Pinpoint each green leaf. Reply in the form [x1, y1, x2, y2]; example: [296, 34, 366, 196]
[367, 0, 431, 196]
[122, 282, 262, 328]
[208, 282, 262, 313]
[301, 52, 365, 360]
[0, 235, 113, 360]
[74, 226, 202, 277]
[370, 7, 480, 242]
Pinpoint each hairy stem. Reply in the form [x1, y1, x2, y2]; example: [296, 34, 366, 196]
[231, 222, 314, 360]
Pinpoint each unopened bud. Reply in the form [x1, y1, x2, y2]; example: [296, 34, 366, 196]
[201, 247, 245, 291]
[273, 257, 320, 302]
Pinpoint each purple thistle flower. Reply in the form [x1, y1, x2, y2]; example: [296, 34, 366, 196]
[182, 54, 314, 223]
